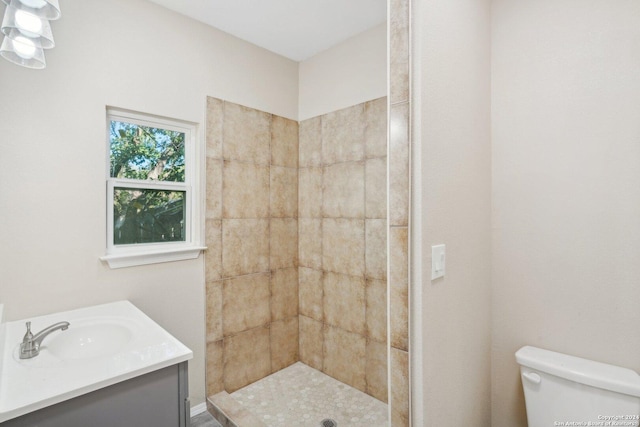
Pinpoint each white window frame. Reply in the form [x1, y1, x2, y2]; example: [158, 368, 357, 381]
[101, 107, 205, 268]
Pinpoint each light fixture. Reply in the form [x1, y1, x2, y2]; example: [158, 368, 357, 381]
[1, 0, 60, 21]
[0, 34, 45, 68]
[0, 0, 60, 69]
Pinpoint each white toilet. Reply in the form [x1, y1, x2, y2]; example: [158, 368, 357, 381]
[516, 346, 640, 427]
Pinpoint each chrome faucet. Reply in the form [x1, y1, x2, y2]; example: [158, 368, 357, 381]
[20, 320, 70, 359]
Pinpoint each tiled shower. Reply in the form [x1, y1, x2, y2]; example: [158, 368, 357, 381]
[203, 96, 389, 425]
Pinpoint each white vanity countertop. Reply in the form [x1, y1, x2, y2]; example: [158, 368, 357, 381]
[0, 300, 193, 423]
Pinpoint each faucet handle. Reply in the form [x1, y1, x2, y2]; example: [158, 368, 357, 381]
[23, 321, 33, 343]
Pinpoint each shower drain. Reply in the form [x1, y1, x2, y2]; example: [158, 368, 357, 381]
[320, 419, 337, 427]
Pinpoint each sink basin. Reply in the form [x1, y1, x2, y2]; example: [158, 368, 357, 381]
[0, 301, 192, 423]
[46, 322, 133, 360]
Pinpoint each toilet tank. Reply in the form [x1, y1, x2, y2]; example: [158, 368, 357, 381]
[516, 346, 640, 427]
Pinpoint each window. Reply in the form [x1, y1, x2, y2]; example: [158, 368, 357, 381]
[101, 108, 204, 268]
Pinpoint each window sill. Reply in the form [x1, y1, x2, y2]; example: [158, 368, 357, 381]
[100, 246, 207, 269]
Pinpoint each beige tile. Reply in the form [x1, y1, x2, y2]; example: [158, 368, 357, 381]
[270, 268, 298, 321]
[222, 219, 269, 277]
[271, 115, 298, 168]
[298, 219, 322, 269]
[323, 324, 366, 392]
[323, 272, 366, 335]
[322, 161, 365, 219]
[366, 157, 387, 219]
[389, 102, 410, 226]
[270, 218, 298, 270]
[223, 161, 269, 219]
[299, 116, 322, 167]
[206, 280, 223, 342]
[270, 166, 298, 218]
[270, 317, 299, 372]
[206, 97, 223, 159]
[298, 267, 323, 321]
[366, 278, 387, 343]
[223, 326, 271, 392]
[321, 103, 365, 164]
[322, 218, 365, 276]
[365, 97, 388, 159]
[298, 167, 322, 218]
[205, 219, 222, 282]
[391, 347, 410, 424]
[223, 102, 271, 164]
[392, 408, 410, 427]
[299, 315, 323, 371]
[206, 340, 224, 396]
[206, 158, 223, 219]
[390, 226, 409, 351]
[366, 339, 388, 403]
[366, 219, 387, 280]
[223, 273, 270, 336]
[390, 0, 410, 104]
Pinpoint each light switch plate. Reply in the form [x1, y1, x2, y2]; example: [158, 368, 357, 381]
[431, 244, 446, 280]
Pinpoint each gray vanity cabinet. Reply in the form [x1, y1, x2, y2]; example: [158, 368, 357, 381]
[2, 362, 189, 427]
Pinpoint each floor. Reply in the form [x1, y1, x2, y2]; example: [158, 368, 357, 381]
[229, 362, 388, 427]
[191, 410, 222, 427]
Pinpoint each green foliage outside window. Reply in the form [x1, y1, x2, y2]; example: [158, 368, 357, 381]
[109, 121, 187, 245]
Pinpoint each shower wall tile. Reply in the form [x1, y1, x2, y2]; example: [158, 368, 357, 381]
[298, 219, 322, 269]
[390, 226, 409, 351]
[322, 161, 365, 219]
[270, 316, 299, 372]
[205, 219, 222, 282]
[270, 218, 298, 270]
[322, 218, 365, 276]
[299, 315, 323, 371]
[298, 167, 323, 218]
[206, 158, 223, 219]
[389, 103, 410, 227]
[365, 157, 387, 219]
[223, 102, 270, 165]
[321, 104, 365, 164]
[366, 278, 387, 343]
[271, 115, 298, 168]
[222, 219, 269, 277]
[206, 280, 223, 342]
[223, 273, 270, 336]
[298, 267, 323, 321]
[323, 324, 366, 393]
[222, 161, 270, 219]
[206, 97, 223, 160]
[206, 340, 224, 396]
[224, 326, 271, 393]
[365, 219, 387, 281]
[323, 272, 366, 335]
[365, 339, 388, 403]
[365, 97, 388, 159]
[390, 0, 410, 104]
[270, 166, 298, 218]
[270, 268, 298, 321]
[390, 348, 410, 427]
[299, 116, 322, 167]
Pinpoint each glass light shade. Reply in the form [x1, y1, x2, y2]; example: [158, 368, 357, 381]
[0, 35, 45, 68]
[1, 0, 60, 20]
[2, 4, 54, 48]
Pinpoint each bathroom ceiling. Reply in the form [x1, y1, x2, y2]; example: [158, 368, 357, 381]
[146, 0, 387, 62]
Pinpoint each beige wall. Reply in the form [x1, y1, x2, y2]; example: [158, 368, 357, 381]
[0, 0, 298, 408]
[491, 1, 640, 425]
[412, 0, 492, 425]
[298, 23, 387, 121]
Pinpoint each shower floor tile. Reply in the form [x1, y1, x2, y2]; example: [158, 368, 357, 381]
[229, 362, 388, 427]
